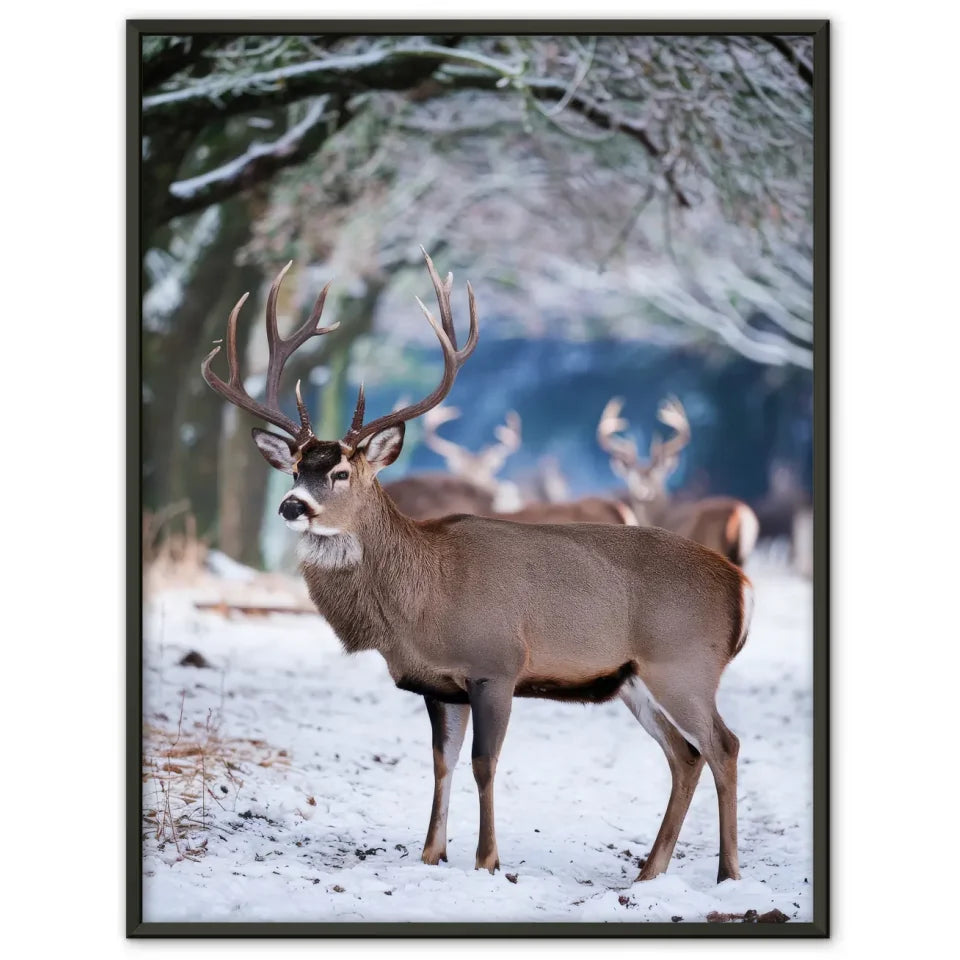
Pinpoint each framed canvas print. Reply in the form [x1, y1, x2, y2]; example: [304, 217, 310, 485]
[128, 19, 828, 937]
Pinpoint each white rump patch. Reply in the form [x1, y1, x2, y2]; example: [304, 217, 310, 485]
[620, 675, 700, 752]
[297, 532, 363, 570]
[737, 504, 760, 561]
[735, 579, 755, 655]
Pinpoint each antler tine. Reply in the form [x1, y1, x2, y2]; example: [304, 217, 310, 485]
[424, 405, 462, 431]
[292, 282, 339, 349]
[421, 245, 458, 349]
[341, 251, 478, 453]
[202, 263, 340, 442]
[223, 292, 247, 387]
[653, 396, 690, 464]
[597, 397, 639, 468]
[349, 383, 367, 433]
[294, 380, 312, 436]
[202, 291, 301, 437]
[494, 411, 522, 453]
[263, 265, 339, 416]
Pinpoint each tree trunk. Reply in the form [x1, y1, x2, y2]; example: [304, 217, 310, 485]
[217, 405, 270, 566]
[142, 200, 253, 519]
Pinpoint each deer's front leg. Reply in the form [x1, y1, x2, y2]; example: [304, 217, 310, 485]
[466, 678, 513, 873]
[422, 697, 470, 865]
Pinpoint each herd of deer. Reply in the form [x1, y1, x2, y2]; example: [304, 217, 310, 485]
[386, 396, 759, 569]
[202, 251, 759, 886]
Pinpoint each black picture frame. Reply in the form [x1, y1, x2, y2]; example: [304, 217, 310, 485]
[127, 19, 829, 938]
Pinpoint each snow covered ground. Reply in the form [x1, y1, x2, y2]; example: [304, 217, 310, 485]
[141, 557, 813, 925]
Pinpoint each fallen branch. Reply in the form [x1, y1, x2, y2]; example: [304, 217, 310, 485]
[706, 908, 790, 923]
[194, 601, 317, 618]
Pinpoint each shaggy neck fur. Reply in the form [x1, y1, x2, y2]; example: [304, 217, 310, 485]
[298, 482, 440, 655]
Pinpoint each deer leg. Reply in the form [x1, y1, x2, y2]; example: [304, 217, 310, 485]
[466, 678, 513, 873]
[620, 679, 705, 880]
[422, 698, 470, 865]
[626, 671, 741, 884]
[706, 709, 741, 883]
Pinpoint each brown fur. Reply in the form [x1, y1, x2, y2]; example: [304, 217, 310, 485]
[496, 497, 631, 526]
[630, 493, 758, 567]
[385, 477, 630, 528]
[383, 474, 495, 521]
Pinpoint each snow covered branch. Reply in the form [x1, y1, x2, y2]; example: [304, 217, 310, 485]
[142, 41, 461, 133]
[762, 35, 815, 89]
[163, 99, 335, 222]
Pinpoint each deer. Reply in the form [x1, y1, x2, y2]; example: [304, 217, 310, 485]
[383, 406, 522, 521]
[202, 249, 754, 884]
[598, 398, 760, 567]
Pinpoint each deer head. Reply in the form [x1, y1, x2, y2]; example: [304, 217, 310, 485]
[202, 248, 477, 540]
[597, 396, 690, 504]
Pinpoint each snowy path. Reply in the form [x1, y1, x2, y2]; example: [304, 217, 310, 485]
[141, 561, 813, 924]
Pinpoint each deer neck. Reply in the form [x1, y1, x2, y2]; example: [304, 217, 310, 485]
[628, 487, 671, 526]
[297, 484, 438, 655]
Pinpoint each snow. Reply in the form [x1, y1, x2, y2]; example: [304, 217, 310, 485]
[141, 558, 813, 924]
[203, 549, 258, 582]
[168, 98, 329, 201]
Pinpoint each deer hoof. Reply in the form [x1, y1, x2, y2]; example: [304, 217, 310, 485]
[475, 852, 500, 874]
[421, 847, 447, 866]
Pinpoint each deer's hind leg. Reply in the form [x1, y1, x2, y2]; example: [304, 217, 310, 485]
[627, 669, 741, 884]
[620, 676, 705, 880]
[706, 708, 741, 883]
[422, 698, 470, 865]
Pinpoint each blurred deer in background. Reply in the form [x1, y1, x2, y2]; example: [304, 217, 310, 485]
[202, 249, 753, 884]
[382, 406, 521, 520]
[390, 405, 634, 525]
[598, 398, 759, 567]
[530, 455, 571, 504]
[422, 405, 523, 511]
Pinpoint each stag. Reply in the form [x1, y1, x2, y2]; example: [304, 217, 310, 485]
[202, 250, 754, 883]
[598, 398, 759, 567]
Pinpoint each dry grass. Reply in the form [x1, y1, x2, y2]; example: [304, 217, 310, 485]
[142, 505, 311, 606]
[143, 505, 209, 595]
[142, 693, 291, 860]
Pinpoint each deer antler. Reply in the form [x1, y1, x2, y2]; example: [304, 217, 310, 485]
[650, 396, 690, 468]
[597, 398, 640, 473]
[341, 248, 478, 453]
[201, 261, 338, 443]
[493, 411, 522, 456]
[422, 406, 467, 465]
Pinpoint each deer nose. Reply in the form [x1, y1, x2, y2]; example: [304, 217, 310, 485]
[279, 497, 308, 521]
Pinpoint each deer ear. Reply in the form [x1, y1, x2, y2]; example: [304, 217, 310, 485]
[251, 428, 298, 474]
[359, 422, 405, 474]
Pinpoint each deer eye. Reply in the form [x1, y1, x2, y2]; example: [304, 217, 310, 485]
[331, 470, 349, 482]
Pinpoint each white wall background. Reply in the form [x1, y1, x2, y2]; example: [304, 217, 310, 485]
[2, 1, 957, 956]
